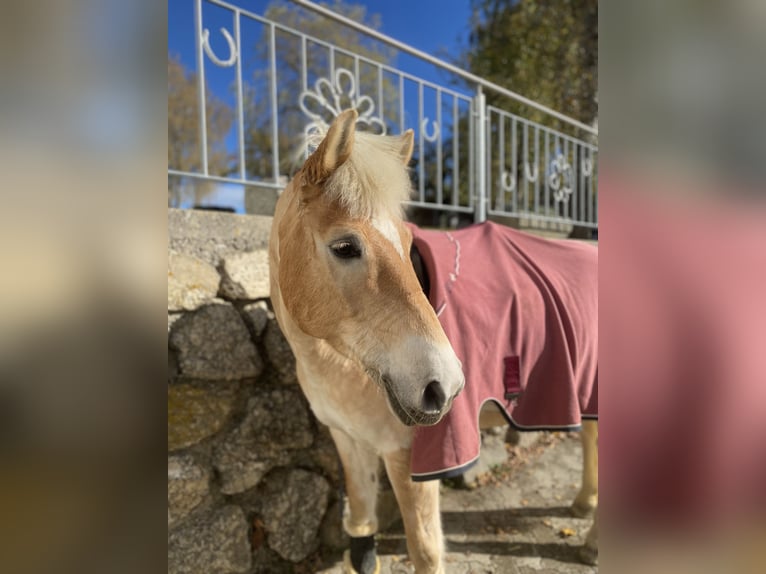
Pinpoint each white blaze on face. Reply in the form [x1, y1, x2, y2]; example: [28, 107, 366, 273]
[371, 215, 404, 258]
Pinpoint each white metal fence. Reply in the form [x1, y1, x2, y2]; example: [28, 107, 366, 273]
[168, 0, 598, 229]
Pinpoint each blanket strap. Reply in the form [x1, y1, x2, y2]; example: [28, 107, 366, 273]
[503, 356, 522, 400]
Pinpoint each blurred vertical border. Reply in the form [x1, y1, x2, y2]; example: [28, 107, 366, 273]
[0, 1, 167, 573]
[601, 1, 766, 572]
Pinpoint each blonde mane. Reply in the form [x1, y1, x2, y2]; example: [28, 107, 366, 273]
[306, 129, 412, 219]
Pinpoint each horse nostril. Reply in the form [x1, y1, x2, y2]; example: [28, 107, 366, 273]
[421, 380, 447, 414]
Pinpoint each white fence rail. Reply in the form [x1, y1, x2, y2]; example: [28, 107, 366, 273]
[168, 0, 598, 228]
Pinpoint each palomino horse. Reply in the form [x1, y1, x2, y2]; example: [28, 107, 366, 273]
[269, 109, 598, 573]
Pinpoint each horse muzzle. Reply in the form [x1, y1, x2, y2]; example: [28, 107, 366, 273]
[364, 335, 464, 426]
[379, 369, 464, 427]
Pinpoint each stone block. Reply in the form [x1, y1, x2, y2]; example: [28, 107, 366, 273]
[212, 387, 314, 494]
[168, 505, 251, 574]
[170, 303, 263, 380]
[248, 387, 315, 451]
[168, 251, 220, 311]
[168, 313, 182, 332]
[168, 384, 237, 451]
[168, 454, 210, 528]
[260, 469, 330, 562]
[242, 300, 272, 338]
[219, 250, 270, 300]
[263, 318, 297, 385]
[168, 208, 272, 267]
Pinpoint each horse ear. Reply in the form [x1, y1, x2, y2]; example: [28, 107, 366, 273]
[399, 129, 415, 165]
[303, 109, 358, 187]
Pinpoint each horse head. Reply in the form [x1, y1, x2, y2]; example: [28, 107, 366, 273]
[276, 109, 464, 426]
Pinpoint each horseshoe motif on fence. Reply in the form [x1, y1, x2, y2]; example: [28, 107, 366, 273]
[421, 118, 440, 142]
[501, 170, 516, 192]
[525, 163, 539, 183]
[202, 27, 238, 67]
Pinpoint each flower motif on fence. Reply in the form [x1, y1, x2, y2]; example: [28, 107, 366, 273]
[300, 68, 386, 137]
[548, 152, 574, 203]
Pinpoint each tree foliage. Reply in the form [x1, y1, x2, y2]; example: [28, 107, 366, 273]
[464, 0, 597, 131]
[167, 54, 233, 206]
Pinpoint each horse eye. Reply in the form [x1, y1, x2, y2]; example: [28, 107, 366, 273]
[330, 239, 362, 259]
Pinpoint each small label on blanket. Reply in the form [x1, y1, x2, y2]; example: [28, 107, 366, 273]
[503, 356, 521, 400]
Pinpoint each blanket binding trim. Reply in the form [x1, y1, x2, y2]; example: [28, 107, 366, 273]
[411, 397, 597, 482]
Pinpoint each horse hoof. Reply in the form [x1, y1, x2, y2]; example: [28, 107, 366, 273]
[343, 549, 380, 574]
[570, 501, 596, 518]
[578, 544, 598, 566]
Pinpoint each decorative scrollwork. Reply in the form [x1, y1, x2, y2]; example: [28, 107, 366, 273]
[501, 170, 516, 193]
[300, 68, 386, 137]
[548, 152, 574, 203]
[202, 27, 237, 67]
[421, 118, 440, 142]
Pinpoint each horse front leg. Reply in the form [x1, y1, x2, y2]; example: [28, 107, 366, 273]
[383, 448, 444, 574]
[579, 511, 599, 565]
[572, 419, 598, 517]
[329, 428, 381, 574]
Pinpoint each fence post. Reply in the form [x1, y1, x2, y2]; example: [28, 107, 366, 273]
[194, 0, 209, 176]
[474, 88, 487, 223]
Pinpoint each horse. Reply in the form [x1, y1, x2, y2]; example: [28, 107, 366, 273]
[269, 109, 598, 573]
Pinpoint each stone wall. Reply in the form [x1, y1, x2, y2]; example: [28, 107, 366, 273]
[166, 208, 562, 573]
[167, 208, 346, 573]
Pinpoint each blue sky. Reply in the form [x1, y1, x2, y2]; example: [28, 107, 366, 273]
[168, 0, 474, 76]
[168, 0, 477, 210]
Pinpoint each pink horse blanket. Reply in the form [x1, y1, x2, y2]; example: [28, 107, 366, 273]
[407, 222, 598, 481]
